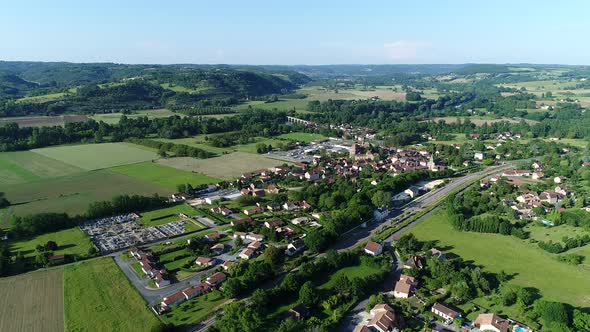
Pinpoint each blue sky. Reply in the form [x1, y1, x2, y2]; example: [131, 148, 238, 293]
[2, 0, 589, 65]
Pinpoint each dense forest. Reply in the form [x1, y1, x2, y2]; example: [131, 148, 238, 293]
[0, 62, 310, 116]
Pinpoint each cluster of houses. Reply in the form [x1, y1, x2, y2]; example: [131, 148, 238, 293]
[130, 248, 170, 288]
[479, 162, 572, 220]
[349, 143, 446, 174]
[360, 240, 531, 332]
[156, 271, 227, 314]
[429, 302, 524, 332]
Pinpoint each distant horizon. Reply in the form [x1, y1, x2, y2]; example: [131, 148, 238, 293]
[1, 60, 589, 67]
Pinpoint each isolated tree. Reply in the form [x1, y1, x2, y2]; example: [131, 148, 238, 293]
[0, 192, 9, 208]
[279, 273, 300, 294]
[299, 281, 318, 307]
[573, 309, 590, 331]
[222, 278, 242, 299]
[263, 245, 284, 267]
[45, 241, 58, 251]
[176, 183, 187, 193]
[371, 190, 392, 208]
[234, 236, 244, 249]
[88, 246, 98, 256]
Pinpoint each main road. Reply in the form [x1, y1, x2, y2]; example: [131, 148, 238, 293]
[333, 163, 514, 251]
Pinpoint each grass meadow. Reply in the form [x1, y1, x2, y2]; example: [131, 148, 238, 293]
[32, 142, 158, 170]
[277, 132, 327, 143]
[10, 227, 96, 258]
[161, 289, 226, 328]
[158, 152, 286, 180]
[317, 264, 382, 290]
[110, 161, 220, 191]
[0, 269, 65, 332]
[139, 204, 203, 227]
[154, 134, 286, 155]
[64, 258, 162, 332]
[89, 108, 180, 124]
[409, 211, 590, 307]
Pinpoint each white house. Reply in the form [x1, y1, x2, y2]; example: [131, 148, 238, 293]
[474, 313, 509, 332]
[205, 196, 222, 205]
[364, 241, 383, 256]
[474, 152, 484, 161]
[431, 302, 460, 321]
[393, 275, 417, 298]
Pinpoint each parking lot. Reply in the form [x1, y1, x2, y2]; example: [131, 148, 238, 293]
[267, 138, 351, 163]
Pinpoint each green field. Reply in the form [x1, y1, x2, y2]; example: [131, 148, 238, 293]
[10, 228, 96, 258]
[64, 258, 162, 332]
[318, 264, 382, 290]
[2, 170, 170, 226]
[409, 211, 590, 307]
[154, 134, 286, 155]
[277, 132, 327, 143]
[158, 152, 286, 180]
[90, 109, 180, 124]
[32, 142, 158, 170]
[231, 86, 408, 113]
[232, 99, 310, 112]
[16, 91, 68, 103]
[139, 204, 203, 227]
[427, 133, 468, 145]
[161, 290, 226, 328]
[550, 138, 589, 149]
[525, 223, 590, 245]
[0, 151, 82, 185]
[110, 161, 220, 191]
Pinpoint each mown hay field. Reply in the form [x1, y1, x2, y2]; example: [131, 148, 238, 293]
[0, 269, 65, 332]
[158, 152, 286, 180]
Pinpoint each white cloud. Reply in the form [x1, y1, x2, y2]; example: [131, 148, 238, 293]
[382, 40, 429, 61]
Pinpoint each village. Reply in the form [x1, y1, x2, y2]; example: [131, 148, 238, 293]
[76, 125, 562, 332]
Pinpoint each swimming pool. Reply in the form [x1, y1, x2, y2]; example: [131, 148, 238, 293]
[514, 326, 527, 332]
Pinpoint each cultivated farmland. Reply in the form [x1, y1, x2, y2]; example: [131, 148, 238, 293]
[0, 114, 88, 128]
[32, 142, 158, 170]
[2, 170, 171, 225]
[409, 211, 590, 307]
[0, 151, 82, 185]
[158, 152, 286, 180]
[110, 161, 220, 191]
[0, 269, 65, 332]
[64, 258, 162, 332]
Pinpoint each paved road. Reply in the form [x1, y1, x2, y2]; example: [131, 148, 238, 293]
[333, 163, 514, 251]
[334, 164, 514, 332]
